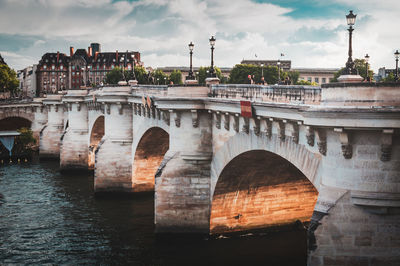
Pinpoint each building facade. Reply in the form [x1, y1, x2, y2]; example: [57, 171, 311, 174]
[241, 59, 291, 71]
[292, 68, 339, 84]
[17, 65, 38, 98]
[36, 43, 141, 95]
[157, 66, 232, 84]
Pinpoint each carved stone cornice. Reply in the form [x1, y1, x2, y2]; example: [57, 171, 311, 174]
[306, 126, 315, 147]
[335, 128, 352, 159]
[233, 114, 239, 132]
[315, 129, 326, 156]
[381, 129, 394, 162]
[224, 113, 230, 131]
[254, 118, 260, 136]
[278, 120, 285, 141]
[215, 112, 221, 129]
[242, 117, 249, 134]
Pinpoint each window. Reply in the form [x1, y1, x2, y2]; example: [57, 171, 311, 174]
[307, 77, 312, 82]
[72, 66, 75, 70]
[60, 65, 63, 70]
[52, 65, 55, 70]
[111, 64, 114, 69]
[43, 65, 47, 69]
[315, 77, 319, 83]
[52, 78, 55, 83]
[97, 65, 99, 70]
[322, 78, 326, 83]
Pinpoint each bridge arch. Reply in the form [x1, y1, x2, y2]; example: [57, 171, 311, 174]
[210, 133, 322, 234]
[0, 116, 32, 130]
[132, 126, 169, 192]
[88, 115, 105, 169]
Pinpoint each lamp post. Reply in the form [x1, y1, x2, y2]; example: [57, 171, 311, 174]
[364, 54, 370, 82]
[209, 36, 216, 77]
[277, 60, 281, 84]
[261, 63, 264, 79]
[395, 50, 399, 82]
[131, 54, 137, 81]
[344, 10, 357, 75]
[187, 42, 195, 80]
[164, 76, 167, 85]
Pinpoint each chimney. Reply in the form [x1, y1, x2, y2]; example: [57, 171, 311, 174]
[88, 47, 92, 57]
[70, 46, 74, 57]
[94, 51, 98, 61]
[116, 50, 118, 63]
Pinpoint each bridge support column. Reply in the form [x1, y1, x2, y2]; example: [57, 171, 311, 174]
[60, 90, 89, 171]
[40, 96, 64, 159]
[155, 110, 212, 234]
[31, 105, 47, 143]
[308, 130, 400, 265]
[94, 89, 133, 193]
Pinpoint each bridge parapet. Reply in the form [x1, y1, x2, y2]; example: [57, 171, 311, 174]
[211, 84, 321, 105]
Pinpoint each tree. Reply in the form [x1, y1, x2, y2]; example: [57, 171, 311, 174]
[228, 64, 280, 84]
[104, 67, 124, 84]
[169, 70, 183, 85]
[331, 58, 374, 82]
[288, 71, 300, 84]
[382, 72, 396, 82]
[153, 69, 168, 85]
[195, 66, 224, 85]
[0, 64, 19, 95]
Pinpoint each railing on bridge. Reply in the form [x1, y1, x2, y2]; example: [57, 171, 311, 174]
[210, 84, 321, 104]
[131, 85, 168, 97]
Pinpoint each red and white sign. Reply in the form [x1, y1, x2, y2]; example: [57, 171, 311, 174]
[240, 100, 252, 118]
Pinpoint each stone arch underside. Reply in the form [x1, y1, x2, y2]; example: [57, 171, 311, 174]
[132, 127, 169, 192]
[210, 133, 321, 234]
[88, 115, 104, 169]
[0, 116, 32, 130]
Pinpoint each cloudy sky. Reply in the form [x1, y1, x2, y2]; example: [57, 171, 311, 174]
[0, 0, 399, 72]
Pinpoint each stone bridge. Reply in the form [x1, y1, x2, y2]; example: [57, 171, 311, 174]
[1, 82, 400, 265]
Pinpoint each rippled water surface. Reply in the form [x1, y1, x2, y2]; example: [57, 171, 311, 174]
[0, 161, 307, 265]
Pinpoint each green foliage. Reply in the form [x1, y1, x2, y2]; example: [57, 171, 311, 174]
[288, 71, 300, 84]
[228, 64, 281, 84]
[332, 58, 374, 82]
[153, 69, 168, 85]
[0, 64, 19, 95]
[296, 79, 318, 86]
[169, 70, 183, 85]
[104, 67, 124, 84]
[196, 66, 223, 85]
[133, 66, 150, 84]
[17, 127, 36, 145]
[382, 72, 396, 82]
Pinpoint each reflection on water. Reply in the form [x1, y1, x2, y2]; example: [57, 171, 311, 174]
[0, 161, 306, 265]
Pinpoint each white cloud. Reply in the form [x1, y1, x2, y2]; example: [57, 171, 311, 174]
[0, 0, 399, 72]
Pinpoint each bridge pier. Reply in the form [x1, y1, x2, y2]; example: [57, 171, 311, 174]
[60, 90, 89, 171]
[40, 96, 64, 159]
[94, 88, 133, 193]
[155, 109, 212, 234]
[308, 129, 400, 265]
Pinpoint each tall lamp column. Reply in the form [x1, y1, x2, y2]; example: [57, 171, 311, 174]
[209, 36, 216, 77]
[395, 50, 399, 82]
[344, 10, 357, 75]
[364, 54, 370, 82]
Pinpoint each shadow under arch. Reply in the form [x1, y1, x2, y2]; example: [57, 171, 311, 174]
[88, 115, 104, 170]
[132, 127, 169, 192]
[210, 149, 319, 235]
[0, 117, 32, 131]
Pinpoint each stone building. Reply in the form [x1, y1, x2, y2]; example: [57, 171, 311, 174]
[17, 65, 38, 98]
[292, 68, 339, 84]
[36, 43, 141, 95]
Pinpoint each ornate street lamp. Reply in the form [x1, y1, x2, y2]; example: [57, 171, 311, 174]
[131, 54, 137, 81]
[395, 50, 399, 81]
[364, 54, 370, 82]
[208, 36, 216, 77]
[187, 42, 195, 80]
[261, 63, 264, 79]
[344, 10, 357, 75]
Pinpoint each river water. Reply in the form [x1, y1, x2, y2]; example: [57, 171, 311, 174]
[0, 161, 307, 265]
